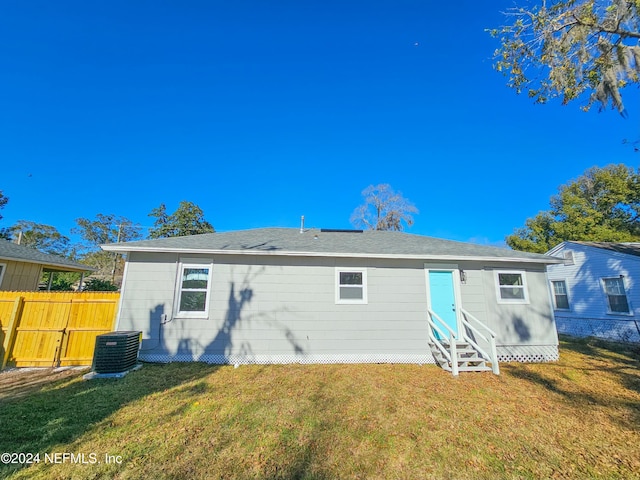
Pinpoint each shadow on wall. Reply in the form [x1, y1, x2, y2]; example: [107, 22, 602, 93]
[497, 304, 555, 343]
[139, 303, 170, 356]
[205, 281, 254, 358]
[142, 265, 306, 362]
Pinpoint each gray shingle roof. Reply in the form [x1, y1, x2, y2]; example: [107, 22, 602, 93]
[102, 228, 560, 264]
[572, 241, 640, 257]
[0, 239, 94, 272]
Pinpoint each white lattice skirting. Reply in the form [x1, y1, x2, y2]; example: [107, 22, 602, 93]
[496, 345, 559, 363]
[138, 352, 438, 365]
[139, 345, 559, 365]
[555, 316, 640, 343]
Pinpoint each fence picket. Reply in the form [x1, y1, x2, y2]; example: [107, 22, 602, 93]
[0, 291, 120, 368]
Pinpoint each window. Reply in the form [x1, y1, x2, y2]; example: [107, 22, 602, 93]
[177, 264, 211, 316]
[602, 277, 630, 314]
[336, 268, 367, 304]
[0, 263, 5, 288]
[551, 280, 570, 310]
[495, 270, 529, 304]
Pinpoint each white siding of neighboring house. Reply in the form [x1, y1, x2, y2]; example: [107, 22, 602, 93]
[115, 252, 559, 364]
[547, 243, 640, 342]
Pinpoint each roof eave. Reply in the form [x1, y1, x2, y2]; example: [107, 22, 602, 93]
[0, 256, 95, 272]
[101, 245, 561, 264]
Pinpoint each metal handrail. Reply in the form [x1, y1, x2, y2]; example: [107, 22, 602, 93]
[460, 308, 500, 375]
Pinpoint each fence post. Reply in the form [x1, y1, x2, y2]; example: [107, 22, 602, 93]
[2, 296, 25, 370]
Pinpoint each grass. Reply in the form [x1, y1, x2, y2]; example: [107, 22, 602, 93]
[0, 336, 639, 479]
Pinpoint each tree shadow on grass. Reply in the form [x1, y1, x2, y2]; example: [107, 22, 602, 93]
[559, 334, 640, 368]
[507, 337, 640, 428]
[0, 362, 218, 478]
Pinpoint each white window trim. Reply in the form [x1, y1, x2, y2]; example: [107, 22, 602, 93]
[0, 263, 6, 289]
[175, 262, 213, 318]
[494, 270, 530, 305]
[550, 279, 571, 311]
[601, 277, 632, 316]
[335, 268, 368, 305]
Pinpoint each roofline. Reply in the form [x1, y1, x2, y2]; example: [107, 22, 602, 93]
[547, 240, 640, 259]
[0, 255, 95, 272]
[101, 245, 561, 264]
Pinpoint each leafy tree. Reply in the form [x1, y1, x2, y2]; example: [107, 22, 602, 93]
[0, 191, 9, 239]
[7, 221, 71, 256]
[350, 184, 418, 231]
[507, 164, 640, 252]
[41, 272, 81, 291]
[148, 201, 215, 238]
[72, 213, 142, 249]
[83, 277, 119, 292]
[489, 1, 640, 114]
[72, 214, 142, 283]
[0, 190, 7, 220]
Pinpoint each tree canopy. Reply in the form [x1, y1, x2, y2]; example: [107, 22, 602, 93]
[7, 221, 71, 256]
[350, 184, 418, 231]
[0, 190, 7, 219]
[507, 164, 640, 252]
[73, 213, 142, 249]
[72, 214, 143, 282]
[0, 190, 8, 239]
[489, 0, 640, 114]
[148, 201, 214, 238]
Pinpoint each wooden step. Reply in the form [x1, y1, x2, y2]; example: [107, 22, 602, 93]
[457, 365, 493, 372]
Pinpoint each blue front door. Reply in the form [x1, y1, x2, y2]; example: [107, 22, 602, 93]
[428, 270, 458, 336]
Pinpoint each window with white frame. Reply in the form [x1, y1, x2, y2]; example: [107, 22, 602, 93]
[495, 270, 529, 304]
[551, 280, 570, 310]
[0, 263, 5, 288]
[602, 277, 630, 314]
[177, 264, 211, 316]
[335, 268, 367, 304]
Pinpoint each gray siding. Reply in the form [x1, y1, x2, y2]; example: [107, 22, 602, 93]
[117, 253, 558, 364]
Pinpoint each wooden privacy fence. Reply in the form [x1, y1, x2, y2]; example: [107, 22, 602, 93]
[0, 291, 120, 369]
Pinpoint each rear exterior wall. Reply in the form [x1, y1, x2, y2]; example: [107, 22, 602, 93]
[115, 253, 558, 364]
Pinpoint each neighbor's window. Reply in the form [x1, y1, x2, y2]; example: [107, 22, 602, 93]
[336, 269, 367, 304]
[551, 280, 570, 310]
[602, 277, 630, 314]
[495, 271, 529, 304]
[177, 265, 211, 316]
[0, 263, 5, 288]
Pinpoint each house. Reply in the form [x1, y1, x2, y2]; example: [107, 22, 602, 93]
[546, 241, 640, 343]
[102, 228, 562, 372]
[0, 239, 93, 291]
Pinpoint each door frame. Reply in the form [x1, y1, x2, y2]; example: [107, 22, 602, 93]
[424, 263, 464, 337]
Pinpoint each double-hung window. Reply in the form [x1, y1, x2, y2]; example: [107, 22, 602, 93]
[551, 280, 570, 310]
[177, 264, 211, 316]
[336, 268, 367, 304]
[495, 270, 529, 304]
[602, 277, 630, 314]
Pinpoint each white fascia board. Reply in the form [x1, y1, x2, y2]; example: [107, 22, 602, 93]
[545, 242, 567, 256]
[101, 245, 562, 264]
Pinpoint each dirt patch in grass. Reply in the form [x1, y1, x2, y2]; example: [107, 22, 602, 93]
[1, 338, 639, 479]
[0, 367, 89, 401]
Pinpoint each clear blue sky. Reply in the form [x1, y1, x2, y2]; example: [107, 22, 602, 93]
[1, 1, 638, 246]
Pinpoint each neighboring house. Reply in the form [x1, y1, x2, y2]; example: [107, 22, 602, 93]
[102, 228, 562, 369]
[0, 239, 93, 291]
[546, 241, 640, 343]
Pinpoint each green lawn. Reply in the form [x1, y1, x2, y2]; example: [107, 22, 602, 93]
[1, 336, 639, 479]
